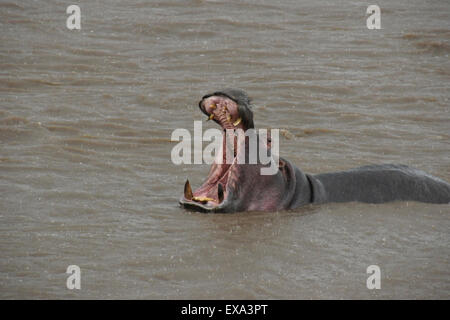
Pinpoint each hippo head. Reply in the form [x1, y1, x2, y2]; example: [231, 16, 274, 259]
[179, 89, 278, 213]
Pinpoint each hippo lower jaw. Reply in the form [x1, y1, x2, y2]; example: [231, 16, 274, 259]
[179, 160, 237, 213]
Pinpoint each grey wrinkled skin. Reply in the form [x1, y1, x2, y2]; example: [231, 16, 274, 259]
[180, 89, 450, 213]
[312, 164, 450, 205]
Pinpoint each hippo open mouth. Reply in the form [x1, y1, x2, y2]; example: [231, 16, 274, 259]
[179, 89, 257, 213]
[179, 89, 450, 213]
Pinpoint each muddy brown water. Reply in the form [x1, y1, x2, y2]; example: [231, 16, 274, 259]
[0, 0, 449, 299]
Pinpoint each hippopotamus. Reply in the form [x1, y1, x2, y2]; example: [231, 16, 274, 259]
[179, 89, 450, 213]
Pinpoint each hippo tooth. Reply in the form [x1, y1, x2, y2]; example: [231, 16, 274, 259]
[233, 117, 242, 126]
[184, 179, 193, 200]
[192, 196, 215, 203]
[207, 114, 214, 121]
[218, 183, 224, 203]
[226, 114, 231, 122]
[210, 103, 216, 109]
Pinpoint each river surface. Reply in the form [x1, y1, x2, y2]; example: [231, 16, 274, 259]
[0, 0, 449, 299]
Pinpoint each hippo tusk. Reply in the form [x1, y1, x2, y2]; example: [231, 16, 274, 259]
[218, 183, 224, 203]
[184, 179, 193, 200]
